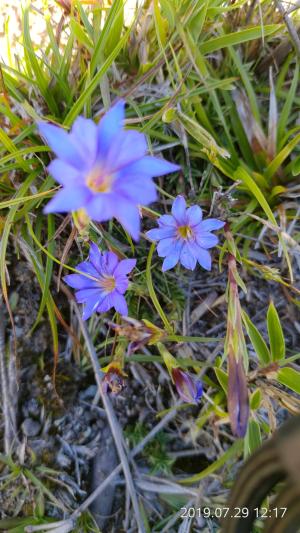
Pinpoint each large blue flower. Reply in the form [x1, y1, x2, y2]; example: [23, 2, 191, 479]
[147, 195, 225, 271]
[38, 101, 179, 241]
[64, 243, 136, 320]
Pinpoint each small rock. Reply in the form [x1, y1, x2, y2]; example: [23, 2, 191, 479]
[22, 398, 40, 418]
[22, 418, 41, 437]
[56, 450, 72, 468]
[79, 385, 97, 400]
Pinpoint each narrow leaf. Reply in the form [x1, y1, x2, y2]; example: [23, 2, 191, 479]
[242, 311, 271, 365]
[267, 301, 285, 361]
[277, 367, 300, 394]
[247, 419, 262, 454]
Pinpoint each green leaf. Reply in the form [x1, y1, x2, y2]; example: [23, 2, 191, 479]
[250, 389, 262, 410]
[90, 0, 124, 75]
[242, 311, 271, 365]
[23, 6, 59, 115]
[267, 301, 285, 361]
[154, 0, 168, 46]
[291, 156, 300, 176]
[214, 367, 228, 393]
[146, 244, 173, 334]
[277, 367, 300, 394]
[30, 214, 55, 331]
[270, 185, 287, 199]
[247, 419, 262, 454]
[265, 132, 300, 180]
[198, 25, 282, 55]
[277, 60, 299, 147]
[180, 440, 243, 484]
[177, 110, 230, 159]
[234, 166, 293, 282]
[234, 167, 277, 225]
[70, 19, 93, 50]
[188, 0, 208, 40]
[63, 23, 131, 126]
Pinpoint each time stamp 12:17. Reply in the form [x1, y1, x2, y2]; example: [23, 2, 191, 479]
[180, 507, 288, 519]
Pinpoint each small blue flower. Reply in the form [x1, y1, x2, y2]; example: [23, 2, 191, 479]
[147, 195, 225, 272]
[64, 243, 136, 320]
[38, 101, 180, 241]
[171, 367, 203, 404]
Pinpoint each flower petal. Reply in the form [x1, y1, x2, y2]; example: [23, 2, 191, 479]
[114, 175, 157, 205]
[123, 156, 180, 177]
[114, 258, 136, 277]
[111, 292, 128, 315]
[115, 202, 141, 241]
[82, 293, 103, 320]
[97, 294, 113, 313]
[75, 261, 99, 278]
[106, 130, 147, 171]
[44, 187, 91, 214]
[101, 251, 119, 274]
[171, 195, 186, 224]
[97, 100, 125, 157]
[75, 287, 101, 303]
[180, 248, 197, 270]
[197, 219, 225, 231]
[146, 227, 175, 241]
[197, 248, 212, 271]
[157, 238, 176, 257]
[85, 194, 116, 221]
[186, 205, 202, 226]
[71, 116, 98, 163]
[158, 214, 177, 227]
[162, 254, 179, 271]
[47, 160, 83, 186]
[89, 242, 103, 271]
[115, 276, 129, 293]
[64, 273, 97, 290]
[38, 122, 87, 169]
[195, 232, 219, 249]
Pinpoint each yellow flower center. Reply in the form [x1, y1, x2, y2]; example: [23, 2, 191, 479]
[86, 166, 113, 193]
[177, 225, 193, 240]
[99, 275, 116, 293]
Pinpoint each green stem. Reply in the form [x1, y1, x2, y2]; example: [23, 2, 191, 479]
[165, 334, 222, 343]
[146, 243, 173, 334]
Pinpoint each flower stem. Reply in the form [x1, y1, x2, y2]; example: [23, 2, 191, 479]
[146, 243, 173, 334]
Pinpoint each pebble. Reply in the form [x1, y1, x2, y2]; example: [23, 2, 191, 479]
[79, 385, 97, 400]
[22, 418, 41, 437]
[56, 450, 72, 468]
[22, 398, 40, 418]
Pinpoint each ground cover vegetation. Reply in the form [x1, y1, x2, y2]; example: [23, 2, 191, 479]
[0, 0, 300, 531]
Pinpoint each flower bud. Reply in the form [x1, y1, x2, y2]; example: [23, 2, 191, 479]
[102, 363, 126, 395]
[228, 354, 249, 437]
[171, 367, 203, 404]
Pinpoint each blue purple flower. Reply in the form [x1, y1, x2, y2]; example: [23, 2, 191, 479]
[171, 367, 203, 404]
[146, 195, 225, 271]
[38, 101, 179, 241]
[64, 243, 136, 320]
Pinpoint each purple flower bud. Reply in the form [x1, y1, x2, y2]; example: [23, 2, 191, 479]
[228, 354, 249, 438]
[171, 368, 203, 404]
[102, 364, 126, 395]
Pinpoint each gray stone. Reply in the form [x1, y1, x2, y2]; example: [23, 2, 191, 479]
[22, 418, 41, 437]
[56, 450, 72, 468]
[79, 385, 97, 400]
